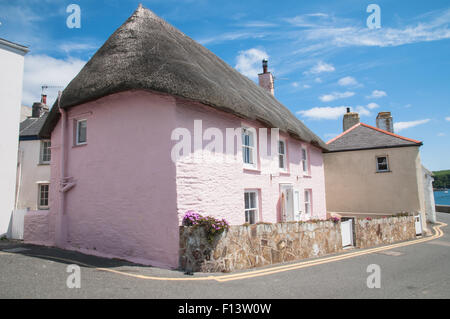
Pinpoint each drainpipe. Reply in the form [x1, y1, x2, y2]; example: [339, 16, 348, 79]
[56, 91, 67, 248]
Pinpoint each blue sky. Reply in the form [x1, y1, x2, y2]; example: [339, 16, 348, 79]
[1, 0, 449, 170]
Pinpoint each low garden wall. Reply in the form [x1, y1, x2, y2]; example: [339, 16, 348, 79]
[179, 214, 417, 273]
[354, 216, 416, 248]
[436, 205, 450, 213]
[180, 221, 342, 272]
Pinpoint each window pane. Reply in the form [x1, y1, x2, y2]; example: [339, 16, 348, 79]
[245, 192, 249, 209]
[279, 155, 284, 169]
[41, 141, 51, 162]
[78, 120, 87, 144]
[39, 184, 49, 207]
[245, 210, 257, 224]
[279, 141, 285, 154]
[377, 157, 388, 171]
[249, 192, 256, 209]
[302, 149, 308, 172]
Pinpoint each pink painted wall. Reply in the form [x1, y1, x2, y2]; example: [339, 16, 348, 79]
[24, 89, 327, 269]
[174, 99, 327, 225]
[25, 91, 180, 268]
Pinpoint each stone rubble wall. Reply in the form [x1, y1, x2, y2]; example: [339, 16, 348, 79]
[354, 216, 416, 249]
[179, 221, 342, 272]
[180, 215, 417, 273]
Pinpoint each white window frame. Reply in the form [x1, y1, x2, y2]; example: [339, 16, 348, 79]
[304, 189, 312, 216]
[301, 146, 309, 175]
[75, 119, 87, 145]
[244, 190, 259, 224]
[39, 140, 51, 164]
[38, 183, 50, 210]
[242, 127, 257, 169]
[376, 155, 389, 172]
[278, 139, 287, 171]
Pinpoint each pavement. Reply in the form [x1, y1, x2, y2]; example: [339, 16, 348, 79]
[0, 212, 449, 299]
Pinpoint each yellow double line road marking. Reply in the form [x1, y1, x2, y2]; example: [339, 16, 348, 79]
[0, 222, 446, 282]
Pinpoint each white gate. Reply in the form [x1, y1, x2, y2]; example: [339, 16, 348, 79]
[415, 214, 422, 236]
[341, 219, 354, 247]
[11, 209, 27, 240]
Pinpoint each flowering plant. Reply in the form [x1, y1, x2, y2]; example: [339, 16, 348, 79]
[182, 211, 230, 242]
[329, 216, 341, 224]
[182, 210, 202, 226]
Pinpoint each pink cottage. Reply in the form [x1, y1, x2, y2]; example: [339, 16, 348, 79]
[25, 6, 328, 269]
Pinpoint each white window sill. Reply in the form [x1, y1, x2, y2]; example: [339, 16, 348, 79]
[243, 165, 260, 173]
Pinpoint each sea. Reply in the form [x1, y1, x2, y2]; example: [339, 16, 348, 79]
[434, 190, 450, 205]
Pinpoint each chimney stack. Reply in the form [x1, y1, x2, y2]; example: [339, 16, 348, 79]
[31, 96, 49, 118]
[343, 108, 360, 132]
[376, 112, 394, 133]
[258, 59, 274, 96]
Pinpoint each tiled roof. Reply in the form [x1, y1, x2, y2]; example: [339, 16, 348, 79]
[326, 123, 422, 152]
[19, 113, 48, 138]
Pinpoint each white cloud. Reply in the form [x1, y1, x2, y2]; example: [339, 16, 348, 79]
[319, 91, 355, 102]
[438, 132, 446, 137]
[303, 84, 311, 89]
[297, 106, 348, 120]
[306, 61, 335, 74]
[338, 76, 359, 87]
[58, 42, 98, 54]
[367, 102, 380, 109]
[394, 119, 431, 132]
[367, 90, 387, 99]
[446, 117, 450, 122]
[235, 48, 268, 80]
[22, 55, 86, 106]
[355, 105, 371, 116]
[314, 77, 322, 83]
[302, 9, 450, 48]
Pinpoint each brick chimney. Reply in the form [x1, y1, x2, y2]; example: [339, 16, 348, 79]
[376, 112, 394, 133]
[343, 107, 360, 131]
[258, 59, 274, 95]
[31, 95, 49, 118]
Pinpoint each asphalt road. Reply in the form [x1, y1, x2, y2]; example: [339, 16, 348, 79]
[1, 212, 449, 299]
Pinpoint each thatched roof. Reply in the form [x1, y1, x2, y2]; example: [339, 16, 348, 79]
[40, 5, 327, 150]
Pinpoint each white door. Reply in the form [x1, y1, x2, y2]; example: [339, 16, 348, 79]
[415, 214, 422, 235]
[341, 219, 353, 247]
[280, 185, 294, 222]
[293, 190, 301, 221]
[11, 209, 27, 240]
